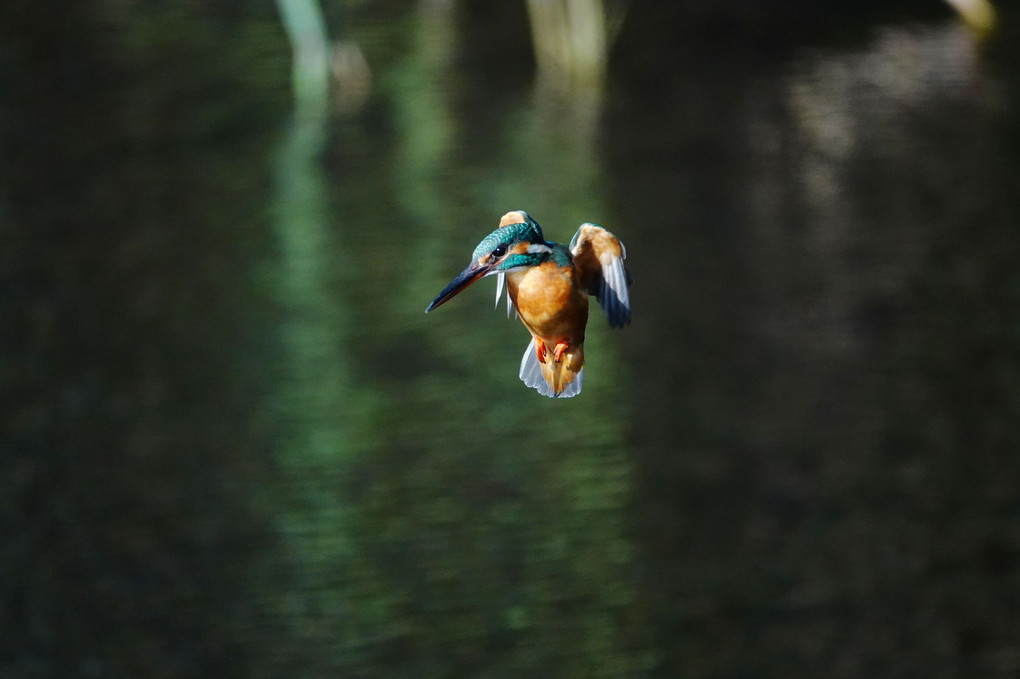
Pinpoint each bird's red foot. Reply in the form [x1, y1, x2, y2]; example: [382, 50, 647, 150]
[535, 339, 547, 364]
[553, 341, 569, 363]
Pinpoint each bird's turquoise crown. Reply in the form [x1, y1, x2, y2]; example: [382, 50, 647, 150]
[471, 218, 547, 261]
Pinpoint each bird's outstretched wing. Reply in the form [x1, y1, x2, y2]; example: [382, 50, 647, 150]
[569, 223, 631, 328]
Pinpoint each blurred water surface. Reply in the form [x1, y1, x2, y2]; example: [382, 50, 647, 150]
[3, 2, 1020, 678]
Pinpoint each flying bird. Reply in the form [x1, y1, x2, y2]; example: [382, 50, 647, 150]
[425, 210, 631, 398]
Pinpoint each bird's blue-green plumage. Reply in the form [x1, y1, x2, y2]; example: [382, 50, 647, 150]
[427, 209, 631, 398]
[497, 243, 573, 270]
[472, 216, 576, 272]
[548, 243, 573, 268]
[471, 220, 547, 261]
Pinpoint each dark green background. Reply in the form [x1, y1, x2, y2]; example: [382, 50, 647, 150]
[3, 1, 1019, 677]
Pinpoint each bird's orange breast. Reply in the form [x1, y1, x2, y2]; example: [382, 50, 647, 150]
[507, 261, 589, 345]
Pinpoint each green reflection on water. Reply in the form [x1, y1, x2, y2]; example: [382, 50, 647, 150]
[259, 6, 645, 677]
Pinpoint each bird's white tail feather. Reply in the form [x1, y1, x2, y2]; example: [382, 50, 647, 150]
[518, 340, 583, 398]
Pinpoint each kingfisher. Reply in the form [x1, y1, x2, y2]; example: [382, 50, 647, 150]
[425, 210, 630, 398]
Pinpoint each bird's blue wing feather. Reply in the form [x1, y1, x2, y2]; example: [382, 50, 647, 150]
[570, 223, 631, 328]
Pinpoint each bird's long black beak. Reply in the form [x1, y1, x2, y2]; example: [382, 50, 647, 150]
[425, 261, 492, 312]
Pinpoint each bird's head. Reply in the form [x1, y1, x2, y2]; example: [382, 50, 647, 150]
[426, 211, 552, 313]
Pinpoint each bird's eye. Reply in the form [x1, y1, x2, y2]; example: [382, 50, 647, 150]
[492, 244, 507, 258]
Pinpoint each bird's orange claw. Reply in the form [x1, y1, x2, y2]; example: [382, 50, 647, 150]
[553, 341, 569, 363]
[535, 339, 547, 364]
